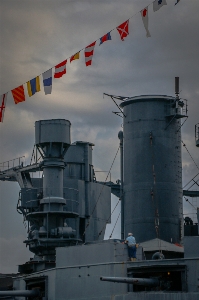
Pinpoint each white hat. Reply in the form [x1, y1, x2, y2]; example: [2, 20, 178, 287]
[128, 233, 133, 236]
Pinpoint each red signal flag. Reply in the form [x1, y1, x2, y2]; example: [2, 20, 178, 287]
[117, 20, 129, 41]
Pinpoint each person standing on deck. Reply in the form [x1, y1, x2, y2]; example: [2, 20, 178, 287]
[125, 233, 137, 261]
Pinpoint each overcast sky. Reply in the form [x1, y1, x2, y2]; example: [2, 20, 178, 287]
[0, 0, 199, 273]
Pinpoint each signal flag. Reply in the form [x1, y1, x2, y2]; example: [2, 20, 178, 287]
[99, 32, 112, 45]
[141, 7, 151, 38]
[27, 76, 40, 97]
[85, 41, 96, 66]
[54, 60, 67, 78]
[11, 85, 26, 104]
[70, 52, 80, 63]
[117, 20, 129, 41]
[42, 69, 52, 95]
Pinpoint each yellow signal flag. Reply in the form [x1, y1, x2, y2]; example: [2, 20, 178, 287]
[70, 52, 80, 63]
[27, 76, 40, 97]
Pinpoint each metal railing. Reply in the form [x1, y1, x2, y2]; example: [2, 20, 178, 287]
[164, 99, 188, 117]
[0, 156, 25, 171]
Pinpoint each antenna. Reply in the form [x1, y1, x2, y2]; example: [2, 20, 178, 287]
[103, 93, 130, 118]
[175, 77, 179, 100]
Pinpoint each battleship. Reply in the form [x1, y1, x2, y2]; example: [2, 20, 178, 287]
[0, 78, 199, 299]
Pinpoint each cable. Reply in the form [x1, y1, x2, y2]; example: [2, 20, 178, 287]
[97, 199, 120, 238]
[175, 116, 188, 133]
[91, 146, 120, 216]
[185, 180, 199, 192]
[181, 140, 199, 171]
[83, 146, 120, 235]
[183, 173, 199, 189]
[183, 197, 197, 210]
[109, 211, 121, 239]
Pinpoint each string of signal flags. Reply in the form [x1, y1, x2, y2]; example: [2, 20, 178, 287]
[0, 0, 181, 123]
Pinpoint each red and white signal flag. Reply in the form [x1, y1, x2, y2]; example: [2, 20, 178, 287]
[141, 7, 151, 38]
[117, 20, 129, 41]
[54, 59, 67, 78]
[84, 41, 96, 67]
[0, 93, 7, 123]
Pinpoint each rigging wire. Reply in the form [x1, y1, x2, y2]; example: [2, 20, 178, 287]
[183, 173, 199, 189]
[184, 196, 197, 211]
[185, 179, 199, 192]
[109, 211, 121, 239]
[83, 146, 120, 236]
[97, 198, 120, 238]
[175, 116, 188, 133]
[181, 140, 199, 171]
[91, 146, 120, 216]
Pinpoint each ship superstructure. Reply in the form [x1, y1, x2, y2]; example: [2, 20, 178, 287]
[0, 85, 199, 299]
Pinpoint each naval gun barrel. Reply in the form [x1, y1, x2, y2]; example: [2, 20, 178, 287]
[0, 289, 40, 297]
[100, 276, 159, 286]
